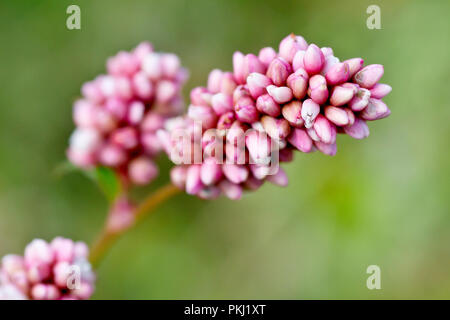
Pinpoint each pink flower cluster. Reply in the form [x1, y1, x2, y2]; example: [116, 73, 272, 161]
[0, 237, 95, 300]
[161, 34, 391, 199]
[67, 42, 188, 186]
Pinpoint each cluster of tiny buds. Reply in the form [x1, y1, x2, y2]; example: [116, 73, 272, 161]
[0, 237, 95, 300]
[159, 33, 391, 200]
[67, 42, 188, 186]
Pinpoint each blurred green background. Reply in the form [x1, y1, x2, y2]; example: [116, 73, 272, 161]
[0, 0, 449, 299]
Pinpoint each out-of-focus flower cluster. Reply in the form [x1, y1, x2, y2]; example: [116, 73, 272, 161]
[0, 237, 95, 300]
[159, 34, 391, 199]
[67, 42, 188, 186]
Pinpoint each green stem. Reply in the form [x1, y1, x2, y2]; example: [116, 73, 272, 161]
[89, 183, 180, 268]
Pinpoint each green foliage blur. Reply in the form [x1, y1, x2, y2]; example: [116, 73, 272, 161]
[0, 0, 449, 299]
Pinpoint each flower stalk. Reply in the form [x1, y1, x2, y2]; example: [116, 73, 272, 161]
[89, 183, 180, 268]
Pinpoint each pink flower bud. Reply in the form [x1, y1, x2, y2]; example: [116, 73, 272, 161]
[72, 282, 95, 300]
[250, 164, 272, 180]
[50, 238, 75, 263]
[245, 130, 272, 161]
[141, 132, 162, 156]
[217, 111, 236, 130]
[267, 167, 288, 187]
[258, 47, 277, 67]
[301, 99, 321, 128]
[243, 175, 264, 190]
[287, 128, 313, 153]
[110, 127, 139, 150]
[0, 284, 27, 300]
[247, 72, 272, 99]
[219, 180, 243, 200]
[292, 50, 306, 71]
[1, 255, 25, 273]
[233, 84, 251, 103]
[344, 58, 364, 78]
[234, 96, 259, 123]
[133, 41, 153, 63]
[243, 54, 266, 80]
[81, 81, 104, 104]
[171, 166, 187, 189]
[267, 57, 292, 86]
[107, 196, 135, 233]
[261, 115, 291, 140]
[114, 76, 134, 101]
[369, 83, 392, 99]
[315, 141, 337, 156]
[256, 94, 281, 117]
[323, 107, 347, 128]
[127, 101, 145, 125]
[208, 69, 224, 93]
[142, 53, 162, 80]
[321, 47, 334, 57]
[348, 88, 371, 111]
[354, 64, 384, 88]
[226, 120, 248, 145]
[307, 126, 320, 142]
[24, 240, 54, 267]
[74, 242, 89, 259]
[324, 105, 350, 126]
[232, 52, 246, 84]
[226, 143, 246, 164]
[303, 44, 325, 75]
[307, 75, 329, 104]
[73, 100, 97, 128]
[341, 82, 359, 94]
[266, 85, 293, 104]
[107, 51, 139, 77]
[132, 71, 154, 100]
[31, 284, 60, 300]
[190, 87, 212, 106]
[344, 118, 370, 139]
[287, 68, 309, 100]
[156, 80, 177, 104]
[220, 72, 238, 95]
[197, 186, 221, 200]
[211, 93, 233, 115]
[360, 98, 390, 120]
[188, 105, 218, 129]
[345, 108, 355, 126]
[93, 108, 116, 133]
[66, 148, 97, 168]
[325, 62, 350, 85]
[282, 100, 303, 127]
[329, 85, 355, 106]
[53, 261, 71, 288]
[200, 158, 223, 185]
[105, 98, 127, 120]
[27, 263, 51, 283]
[69, 128, 102, 154]
[320, 55, 340, 76]
[128, 157, 158, 185]
[186, 165, 203, 195]
[279, 34, 308, 63]
[223, 164, 249, 184]
[141, 113, 164, 132]
[313, 115, 336, 144]
[161, 53, 181, 79]
[98, 75, 118, 98]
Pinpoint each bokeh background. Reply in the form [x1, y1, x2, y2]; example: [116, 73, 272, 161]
[0, 0, 449, 299]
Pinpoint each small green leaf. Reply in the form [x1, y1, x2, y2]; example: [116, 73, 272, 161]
[54, 161, 121, 203]
[94, 166, 122, 202]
